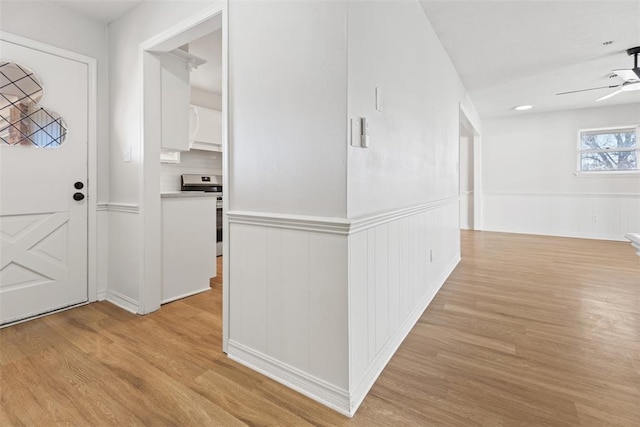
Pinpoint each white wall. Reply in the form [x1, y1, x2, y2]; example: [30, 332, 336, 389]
[483, 103, 640, 240]
[108, 1, 220, 204]
[229, 0, 348, 217]
[344, 0, 477, 413]
[347, 0, 480, 218]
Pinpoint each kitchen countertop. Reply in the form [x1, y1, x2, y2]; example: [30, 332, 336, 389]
[161, 191, 220, 198]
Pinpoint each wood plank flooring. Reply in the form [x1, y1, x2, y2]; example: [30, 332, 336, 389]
[1, 231, 639, 425]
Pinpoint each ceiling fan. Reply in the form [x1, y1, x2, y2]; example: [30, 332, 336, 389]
[556, 46, 640, 102]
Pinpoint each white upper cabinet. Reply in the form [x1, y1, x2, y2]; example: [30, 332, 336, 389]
[160, 53, 190, 151]
[189, 105, 223, 152]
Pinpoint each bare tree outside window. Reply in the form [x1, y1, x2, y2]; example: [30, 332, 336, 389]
[579, 127, 638, 172]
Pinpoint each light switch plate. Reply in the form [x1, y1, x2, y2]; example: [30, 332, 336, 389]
[351, 118, 362, 147]
[361, 117, 370, 148]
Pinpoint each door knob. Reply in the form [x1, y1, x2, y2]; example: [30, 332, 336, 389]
[73, 192, 85, 201]
[74, 181, 84, 190]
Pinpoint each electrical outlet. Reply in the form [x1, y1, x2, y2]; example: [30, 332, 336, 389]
[592, 215, 598, 223]
[430, 249, 435, 263]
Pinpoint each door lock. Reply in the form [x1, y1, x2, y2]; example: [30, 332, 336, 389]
[74, 181, 84, 190]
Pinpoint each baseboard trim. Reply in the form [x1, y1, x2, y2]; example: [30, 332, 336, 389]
[96, 291, 107, 301]
[348, 254, 461, 414]
[161, 287, 210, 305]
[227, 340, 352, 417]
[625, 233, 640, 256]
[104, 290, 139, 314]
[227, 196, 460, 236]
[482, 228, 630, 242]
[484, 191, 640, 199]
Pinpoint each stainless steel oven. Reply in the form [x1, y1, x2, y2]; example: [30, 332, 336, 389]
[181, 174, 223, 256]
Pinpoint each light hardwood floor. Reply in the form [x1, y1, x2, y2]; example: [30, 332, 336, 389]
[1, 231, 639, 426]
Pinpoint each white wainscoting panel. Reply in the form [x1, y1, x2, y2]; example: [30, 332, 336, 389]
[228, 222, 349, 394]
[106, 205, 140, 313]
[484, 192, 640, 241]
[227, 197, 461, 417]
[347, 200, 460, 413]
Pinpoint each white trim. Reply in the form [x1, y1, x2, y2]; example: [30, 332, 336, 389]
[227, 211, 351, 235]
[97, 203, 140, 213]
[104, 290, 139, 314]
[574, 171, 640, 177]
[221, 0, 230, 354]
[348, 254, 460, 415]
[227, 340, 352, 418]
[227, 197, 461, 236]
[349, 196, 459, 233]
[139, 2, 226, 319]
[0, 31, 97, 65]
[484, 191, 640, 199]
[139, 4, 224, 52]
[579, 124, 640, 133]
[625, 233, 640, 256]
[0, 32, 99, 304]
[484, 228, 632, 243]
[161, 287, 210, 304]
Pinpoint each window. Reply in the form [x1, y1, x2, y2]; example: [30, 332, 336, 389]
[578, 126, 639, 172]
[0, 61, 67, 148]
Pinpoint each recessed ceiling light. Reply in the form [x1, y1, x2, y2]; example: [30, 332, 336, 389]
[514, 105, 534, 111]
[602, 40, 614, 45]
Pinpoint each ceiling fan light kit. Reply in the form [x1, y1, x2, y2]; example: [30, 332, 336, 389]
[557, 46, 640, 102]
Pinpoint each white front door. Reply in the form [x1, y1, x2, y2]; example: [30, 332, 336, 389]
[0, 39, 88, 325]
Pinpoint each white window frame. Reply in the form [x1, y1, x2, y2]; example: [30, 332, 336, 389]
[576, 125, 640, 175]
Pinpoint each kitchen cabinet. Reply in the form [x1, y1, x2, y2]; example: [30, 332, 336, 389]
[189, 105, 223, 152]
[161, 194, 217, 303]
[160, 53, 190, 151]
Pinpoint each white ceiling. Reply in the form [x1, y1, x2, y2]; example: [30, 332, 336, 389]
[420, 0, 640, 118]
[47, 0, 142, 24]
[46, 1, 640, 118]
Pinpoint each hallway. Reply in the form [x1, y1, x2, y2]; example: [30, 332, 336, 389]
[1, 231, 638, 425]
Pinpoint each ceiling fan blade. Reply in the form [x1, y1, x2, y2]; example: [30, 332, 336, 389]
[595, 89, 623, 102]
[556, 85, 619, 96]
[612, 69, 640, 82]
[621, 82, 640, 92]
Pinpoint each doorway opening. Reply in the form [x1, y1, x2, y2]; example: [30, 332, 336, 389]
[459, 123, 474, 229]
[139, 3, 229, 351]
[459, 107, 481, 231]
